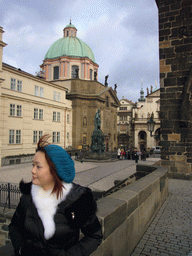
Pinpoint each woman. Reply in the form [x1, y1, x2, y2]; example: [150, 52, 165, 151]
[9, 135, 102, 256]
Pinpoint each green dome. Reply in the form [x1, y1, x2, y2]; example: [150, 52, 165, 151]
[44, 37, 95, 63]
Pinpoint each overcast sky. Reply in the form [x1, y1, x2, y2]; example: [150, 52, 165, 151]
[1, 0, 159, 102]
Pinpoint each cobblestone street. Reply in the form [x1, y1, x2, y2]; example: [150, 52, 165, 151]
[131, 179, 192, 256]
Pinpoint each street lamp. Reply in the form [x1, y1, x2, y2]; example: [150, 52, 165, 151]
[147, 113, 155, 137]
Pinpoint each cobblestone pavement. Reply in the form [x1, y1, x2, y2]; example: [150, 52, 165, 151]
[131, 179, 192, 256]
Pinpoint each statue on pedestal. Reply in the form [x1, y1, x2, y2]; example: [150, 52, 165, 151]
[91, 109, 105, 153]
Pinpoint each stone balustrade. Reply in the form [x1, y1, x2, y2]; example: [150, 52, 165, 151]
[0, 165, 169, 256]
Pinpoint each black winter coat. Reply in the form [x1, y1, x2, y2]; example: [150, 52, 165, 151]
[9, 181, 102, 256]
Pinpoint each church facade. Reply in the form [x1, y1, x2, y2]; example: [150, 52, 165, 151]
[41, 22, 120, 151]
[131, 87, 160, 151]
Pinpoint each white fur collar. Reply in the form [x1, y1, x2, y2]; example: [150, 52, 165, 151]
[31, 182, 72, 240]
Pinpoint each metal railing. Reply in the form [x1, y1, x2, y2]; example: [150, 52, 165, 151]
[0, 182, 21, 209]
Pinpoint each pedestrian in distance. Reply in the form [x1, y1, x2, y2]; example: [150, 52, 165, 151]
[117, 148, 121, 159]
[75, 150, 78, 160]
[135, 151, 139, 164]
[9, 134, 103, 256]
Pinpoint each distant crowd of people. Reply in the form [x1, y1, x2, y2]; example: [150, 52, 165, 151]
[117, 148, 148, 163]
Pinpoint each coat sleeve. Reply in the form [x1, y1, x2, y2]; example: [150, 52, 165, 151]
[49, 189, 103, 256]
[8, 195, 29, 256]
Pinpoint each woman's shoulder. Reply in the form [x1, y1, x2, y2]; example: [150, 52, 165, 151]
[19, 180, 32, 195]
[62, 183, 97, 226]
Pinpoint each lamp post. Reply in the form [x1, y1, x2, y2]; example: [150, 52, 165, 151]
[147, 113, 155, 137]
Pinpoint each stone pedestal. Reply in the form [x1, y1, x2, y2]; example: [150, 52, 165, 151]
[91, 130, 105, 153]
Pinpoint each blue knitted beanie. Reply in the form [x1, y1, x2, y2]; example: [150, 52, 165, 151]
[44, 144, 75, 183]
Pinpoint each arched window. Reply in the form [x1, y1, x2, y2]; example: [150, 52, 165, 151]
[71, 65, 79, 78]
[67, 31, 69, 37]
[53, 66, 59, 80]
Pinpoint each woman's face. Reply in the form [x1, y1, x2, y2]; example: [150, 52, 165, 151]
[32, 151, 55, 190]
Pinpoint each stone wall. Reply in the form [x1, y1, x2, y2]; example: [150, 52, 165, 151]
[156, 0, 192, 175]
[0, 165, 169, 256]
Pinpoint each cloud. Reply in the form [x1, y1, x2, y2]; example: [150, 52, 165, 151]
[1, 0, 159, 102]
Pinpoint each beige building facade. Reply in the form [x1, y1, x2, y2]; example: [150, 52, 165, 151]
[0, 27, 72, 166]
[131, 88, 160, 151]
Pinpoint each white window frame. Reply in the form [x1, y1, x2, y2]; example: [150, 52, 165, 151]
[10, 104, 15, 116]
[34, 108, 38, 119]
[53, 112, 57, 121]
[16, 130, 21, 144]
[53, 92, 61, 102]
[9, 130, 15, 144]
[57, 112, 60, 122]
[33, 131, 38, 143]
[34, 85, 39, 96]
[11, 78, 16, 90]
[53, 132, 56, 143]
[17, 80, 22, 92]
[39, 109, 43, 120]
[17, 105, 22, 117]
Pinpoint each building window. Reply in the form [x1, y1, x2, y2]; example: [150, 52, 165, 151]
[90, 69, 93, 80]
[33, 131, 43, 143]
[53, 92, 61, 101]
[57, 112, 60, 122]
[34, 108, 43, 119]
[120, 116, 123, 121]
[67, 132, 69, 139]
[71, 31, 73, 36]
[34, 108, 38, 119]
[10, 79, 22, 92]
[34, 85, 39, 96]
[53, 66, 59, 80]
[106, 96, 109, 108]
[39, 131, 43, 140]
[40, 87, 44, 97]
[39, 109, 43, 120]
[16, 130, 21, 144]
[33, 131, 37, 143]
[10, 104, 22, 117]
[53, 112, 60, 121]
[17, 105, 22, 117]
[34, 85, 44, 97]
[53, 132, 60, 143]
[67, 31, 69, 37]
[17, 80, 22, 92]
[120, 107, 127, 110]
[67, 114, 70, 123]
[114, 134, 116, 141]
[53, 112, 56, 121]
[9, 130, 21, 144]
[10, 104, 15, 116]
[11, 78, 16, 90]
[9, 130, 14, 144]
[71, 65, 79, 78]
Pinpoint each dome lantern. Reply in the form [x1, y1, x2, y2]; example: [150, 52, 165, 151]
[63, 20, 77, 38]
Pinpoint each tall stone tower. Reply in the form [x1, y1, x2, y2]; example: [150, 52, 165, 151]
[156, 0, 192, 177]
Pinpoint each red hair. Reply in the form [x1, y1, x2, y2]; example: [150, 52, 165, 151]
[36, 134, 64, 199]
